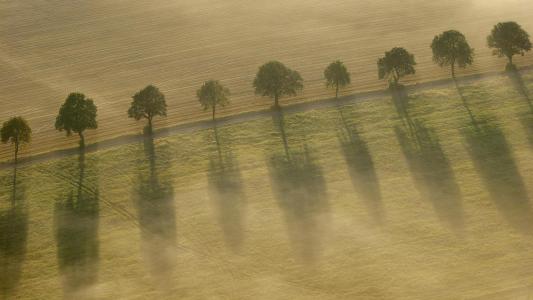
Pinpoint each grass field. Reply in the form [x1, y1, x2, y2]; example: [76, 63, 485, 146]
[1, 0, 533, 161]
[1, 70, 532, 299]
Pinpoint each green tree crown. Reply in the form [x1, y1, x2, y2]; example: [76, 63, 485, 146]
[128, 85, 167, 122]
[487, 22, 532, 62]
[324, 60, 351, 98]
[253, 61, 303, 106]
[55, 93, 97, 136]
[377, 47, 416, 85]
[431, 30, 474, 76]
[197, 80, 230, 111]
[1, 117, 31, 146]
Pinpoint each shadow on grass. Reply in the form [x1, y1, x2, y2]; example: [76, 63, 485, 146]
[395, 121, 464, 232]
[0, 168, 28, 297]
[134, 133, 177, 291]
[207, 125, 246, 252]
[508, 70, 533, 146]
[336, 106, 383, 225]
[267, 110, 329, 262]
[454, 80, 476, 125]
[462, 117, 533, 234]
[520, 113, 533, 147]
[391, 85, 464, 232]
[54, 149, 100, 297]
[507, 69, 533, 113]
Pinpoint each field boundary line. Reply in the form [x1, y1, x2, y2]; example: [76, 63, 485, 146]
[1, 65, 531, 169]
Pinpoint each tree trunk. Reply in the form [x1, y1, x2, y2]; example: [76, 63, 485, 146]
[509, 55, 513, 66]
[212, 105, 216, 122]
[335, 84, 339, 99]
[79, 132, 85, 149]
[274, 94, 279, 109]
[393, 69, 399, 86]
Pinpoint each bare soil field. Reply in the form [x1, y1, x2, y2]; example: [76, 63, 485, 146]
[1, 0, 533, 161]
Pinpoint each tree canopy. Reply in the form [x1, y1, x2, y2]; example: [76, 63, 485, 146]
[128, 85, 167, 132]
[378, 47, 416, 86]
[324, 60, 351, 98]
[55, 93, 97, 147]
[1, 117, 31, 163]
[197, 80, 230, 121]
[487, 22, 532, 68]
[253, 61, 303, 108]
[431, 30, 474, 78]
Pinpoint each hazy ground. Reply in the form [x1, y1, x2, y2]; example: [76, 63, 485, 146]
[1, 0, 533, 161]
[1, 71, 532, 299]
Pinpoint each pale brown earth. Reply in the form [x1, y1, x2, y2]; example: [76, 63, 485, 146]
[1, 0, 533, 161]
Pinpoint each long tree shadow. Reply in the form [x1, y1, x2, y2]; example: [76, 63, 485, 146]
[457, 81, 533, 232]
[507, 70, 533, 147]
[454, 80, 476, 126]
[462, 117, 533, 234]
[207, 125, 246, 252]
[391, 86, 464, 232]
[267, 110, 329, 262]
[508, 69, 533, 113]
[0, 167, 28, 298]
[395, 121, 464, 232]
[54, 149, 100, 297]
[336, 106, 384, 225]
[521, 113, 533, 147]
[134, 133, 177, 292]
[390, 85, 415, 134]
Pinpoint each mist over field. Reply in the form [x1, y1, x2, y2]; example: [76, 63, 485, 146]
[1, 0, 532, 159]
[1, 1, 533, 299]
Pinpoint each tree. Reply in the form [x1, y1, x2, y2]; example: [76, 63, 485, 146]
[431, 30, 474, 79]
[197, 80, 230, 121]
[55, 93, 97, 148]
[377, 47, 416, 87]
[487, 22, 532, 69]
[253, 61, 303, 108]
[324, 60, 351, 98]
[1, 117, 31, 164]
[128, 85, 167, 133]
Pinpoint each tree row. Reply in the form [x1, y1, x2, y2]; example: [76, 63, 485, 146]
[2, 22, 531, 163]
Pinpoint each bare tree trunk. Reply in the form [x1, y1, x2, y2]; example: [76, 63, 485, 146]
[335, 84, 339, 99]
[212, 105, 216, 122]
[274, 94, 279, 109]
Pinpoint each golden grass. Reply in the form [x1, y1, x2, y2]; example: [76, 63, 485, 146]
[1, 0, 533, 161]
[1, 72, 533, 299]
